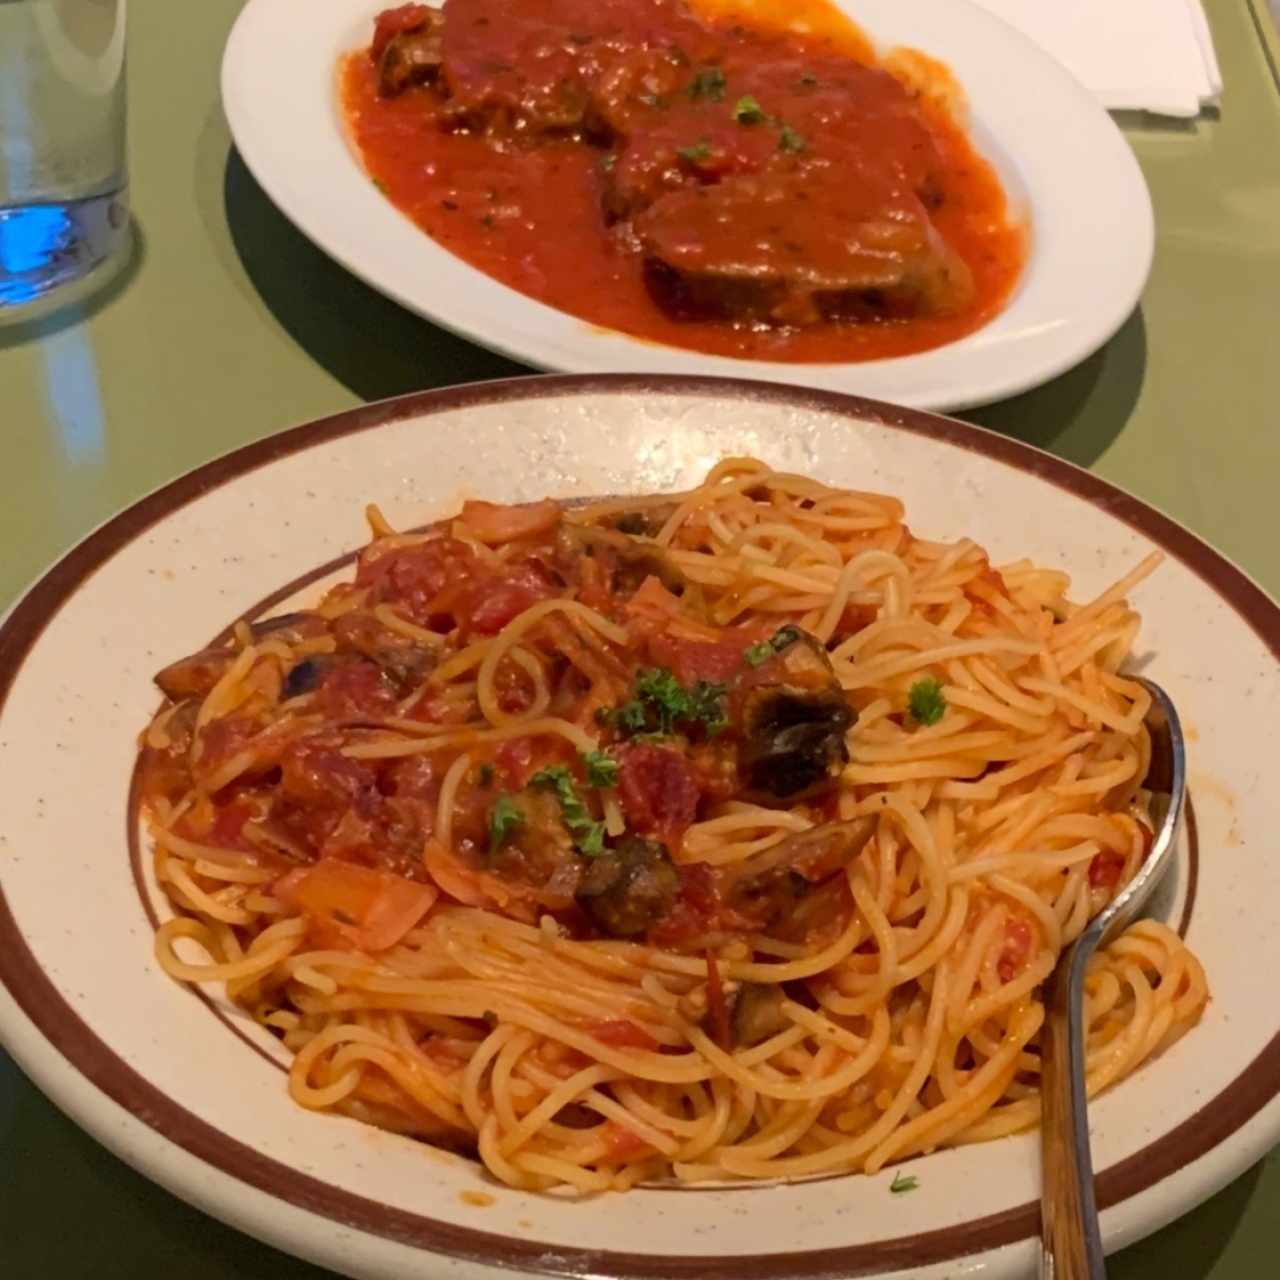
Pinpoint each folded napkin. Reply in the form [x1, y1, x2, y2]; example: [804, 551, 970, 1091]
[969, 0, 1221, 117]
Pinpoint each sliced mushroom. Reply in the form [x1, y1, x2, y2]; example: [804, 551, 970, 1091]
[556, 523, 687, 596]
[153, 613, 330, 701]
[731, 983, 789, 1047]
[725, 818, 875, 933]
[332, 610, 437, 693]
[738, 629, 855, 798]
[577, 836, 681, 938]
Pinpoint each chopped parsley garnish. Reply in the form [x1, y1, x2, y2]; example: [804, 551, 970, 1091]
[530, 766, 606, 856]
[604, 668, 729, 738]
[889, 1171, 919, 1195]
[476, 762, 495, 786]
[634, 668, 692, 733]
[600, 153, 617, 173]
[606, 696, 650, 737]
[779, 126, 808, 154]
[677, 139, 712, 163]
[688, 680, 730, 737]
[907, 677, 946, 727]
[581, 750, 619, 788]
[688, 67, 727, 101]
[733, 94, 767, 125]
[488, 795, 523, 856]
[744, 625, 802, 667]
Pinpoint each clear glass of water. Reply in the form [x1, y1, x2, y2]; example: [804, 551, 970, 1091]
[0, 0, 129, 319]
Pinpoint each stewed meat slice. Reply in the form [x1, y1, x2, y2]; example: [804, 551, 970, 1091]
[374, 4, 446, 97]
[437, 0, 713, 138]
[635, 169, 974, 328]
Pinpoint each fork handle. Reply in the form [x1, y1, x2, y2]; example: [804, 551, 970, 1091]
[1039, 945, 1107, 1280]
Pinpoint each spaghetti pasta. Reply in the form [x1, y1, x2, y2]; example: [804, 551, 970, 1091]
[140, 459, 1206, 1192]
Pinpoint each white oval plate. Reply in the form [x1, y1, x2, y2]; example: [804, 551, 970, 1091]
[221, 0, 1153, 412]
[1, 375, 1276, 1280]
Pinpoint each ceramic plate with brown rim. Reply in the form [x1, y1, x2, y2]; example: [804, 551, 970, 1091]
[0, 374, 1277, 1280]
[221, 0, 1155, 413]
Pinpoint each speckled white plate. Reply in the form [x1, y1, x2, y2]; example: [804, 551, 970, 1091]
[1, 375, 1277, 1280]
[220, 0, 1153, 412]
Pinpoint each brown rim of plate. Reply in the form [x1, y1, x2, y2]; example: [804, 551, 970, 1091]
[0, 372, 1276, 1278]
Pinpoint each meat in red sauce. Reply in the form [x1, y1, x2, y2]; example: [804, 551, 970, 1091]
[342, 0, 1024, 362]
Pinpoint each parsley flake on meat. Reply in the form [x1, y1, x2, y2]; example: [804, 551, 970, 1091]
[634, 668, 692, 732]
[733, 94, 767, 124]
[779, 125, 808, 154]
[688, 67, 726, 101]
[688, 680, 729, 737]
[488, 794, 523, 855]
[677, 139, 712, 163]
[907, 677, 946, 726]
[530, 766, 607, 856]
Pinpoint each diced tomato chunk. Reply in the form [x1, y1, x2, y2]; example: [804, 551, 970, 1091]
[459, 499, 560, 545]
[277, 857, 438, 951]
[603, 1123, 652, 1159]
[624, 575, 684, 620]
[317, 660, 398, 719]
[646, 862, 727, 947]
[1088, 851, 1126, 890]
[495, 737, 536, 789]
[280, 739, 376, 811]
[461, 563, 559, 636]
[210, 801, 254, 849]
[617, 743, 700, 843]
[198, 717, 257, 773]
[588, 1019, 660, 1051]
[649, 632, 748, 685]
[356, 537, 476, 625]
[370, 3, 432, 61]
[998, 916, 1035, 983]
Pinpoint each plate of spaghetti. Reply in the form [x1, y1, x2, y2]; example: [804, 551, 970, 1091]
[220, 0, 1153, 410]
[0, 375, 1277, 1280]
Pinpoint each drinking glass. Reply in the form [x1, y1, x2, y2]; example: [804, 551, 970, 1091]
[0, 0, 129, 318]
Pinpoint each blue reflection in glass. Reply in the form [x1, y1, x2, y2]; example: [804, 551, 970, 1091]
[0, 205, 75, 305]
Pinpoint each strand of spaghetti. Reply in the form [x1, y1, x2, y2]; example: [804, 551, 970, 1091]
[343, 715, 599, 760]
[477, 600, 629, 727]
[155, 915, 305, 983]
[867, 1001, 1044, 1171]
[496, 1061, 621, 1157]
[683, 1004, 889, 1104]
[434, 752, 472, 853]
[1018, 676, 1147, 735]
[1050, 552, 1162, 646]
[718, 967, 947, 1177]
[841, 635, 1043, 687]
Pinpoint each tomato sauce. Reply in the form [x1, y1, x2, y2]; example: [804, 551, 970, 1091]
[342, 0, 1025, 363]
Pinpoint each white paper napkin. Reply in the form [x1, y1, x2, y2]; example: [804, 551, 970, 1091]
[969, 0, 1221, 117]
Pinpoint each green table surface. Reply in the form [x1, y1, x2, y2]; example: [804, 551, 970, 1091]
[3, 0, 1280, 1275]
